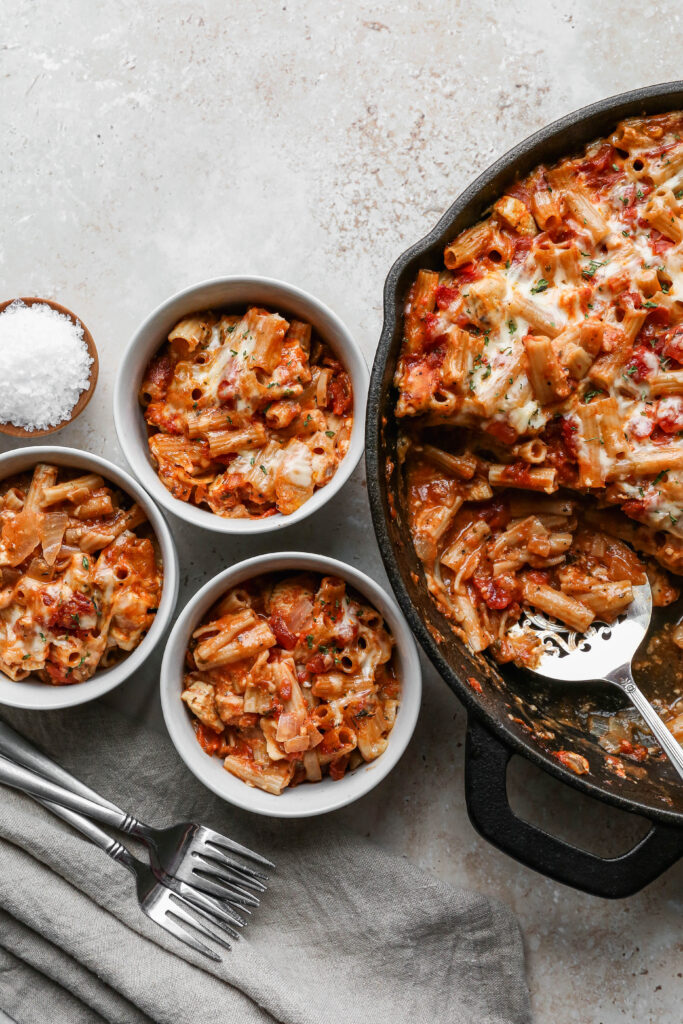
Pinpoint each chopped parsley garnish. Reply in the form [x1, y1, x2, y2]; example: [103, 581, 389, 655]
[325, 430, 335, 438]
[583, 389, 604, 403]
[582, 259, 606, 280]
[306, 634, 314, 649]
[230, 349, 238, 356]
[653, 470, 668, 486]
[643, 300, 658, 308]
[507, 319, 517, 334]
[303, 414, 312, 426]
[530, 278, 549, 294]
[82, 556, 89, 570]
[260, 464, 268, 475]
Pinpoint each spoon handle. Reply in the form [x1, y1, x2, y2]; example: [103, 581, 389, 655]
[609, 669, 683, 782]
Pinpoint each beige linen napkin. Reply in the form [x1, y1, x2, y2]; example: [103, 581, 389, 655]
[0, 703, 530, 1024]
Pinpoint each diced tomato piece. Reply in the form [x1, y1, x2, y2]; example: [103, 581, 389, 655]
[472, 573, 521, 610]
[49, 592, 96, 631]
[624, 345, 658, 383]
[423, 312, 448, 352]
[329, 755, 349, 781]
[616, 290, 643, 312]
[525, 570, 551, 586]
[473, 498, 510, 531]
[195, 721, 223, 755]
[577, 143, 621, 187]
[662, 326, 683, 365]
[306, 653, 333, 674]
[485, 420, 518, 445]
[559, 417, 579, 459]
[435, 284, 458, 310]
[651, 229, 676, 253]
[453, 261, 479, 282]
[618, 739, 648, 762]
[655, 396, 683, 434]
[44, 661, 78, 686]
[511, 236, 532, 264]
[622, 499, 648, 521]
[144, 401, 185, 435]
[269, 612, 298, 651]
[277, 677, 292, 701]
[327, 370, 353, 415]
[499, 461, 535, 487]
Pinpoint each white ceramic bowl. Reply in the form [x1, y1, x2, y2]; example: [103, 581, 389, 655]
[161, 552, 421, 818]
[113, 277, 368, 534]
[0, 446, 179, 710]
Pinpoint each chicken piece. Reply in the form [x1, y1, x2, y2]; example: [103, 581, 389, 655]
[181, 680, 224, 733]
[214, 688, 244, 725]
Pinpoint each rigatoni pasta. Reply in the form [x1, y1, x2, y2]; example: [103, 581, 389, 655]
[0, 464, 163, 684]
[394, 111, 683, 667]
[140, 305, 353, 519]
[181, 572, 400, 794]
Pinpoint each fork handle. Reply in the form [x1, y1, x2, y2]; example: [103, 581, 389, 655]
[0, 720, 120, 812]
[34, 796, 137, 874]
[0, 753, 133, 832]
[611, 674, 683, 782]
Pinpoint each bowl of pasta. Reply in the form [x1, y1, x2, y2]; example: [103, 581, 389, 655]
[160, 552, 421, 817]
[367, 81, 683, 897]
[113, 277, 368, 533]
[0, 446, 178, 710]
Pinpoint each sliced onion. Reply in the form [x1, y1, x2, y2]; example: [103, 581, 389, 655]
[2, 509, 41, 567]
[26, 556, 54, 582]
[276, 711, 305, 742]
[40, 512, 68, 566]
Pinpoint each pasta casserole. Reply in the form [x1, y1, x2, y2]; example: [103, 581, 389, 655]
[394, 111, 683, 665]
[140, 305, 353, 518]
[181, 572, 400, 794]
[0, 463, 162, 684]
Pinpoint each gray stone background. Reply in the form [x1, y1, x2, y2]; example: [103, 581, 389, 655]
[1, 2, 681, 1020]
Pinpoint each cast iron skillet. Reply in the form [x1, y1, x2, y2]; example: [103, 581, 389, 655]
[367, 81, 683, 898]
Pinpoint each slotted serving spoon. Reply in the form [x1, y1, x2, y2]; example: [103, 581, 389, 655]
[514, 581, 683, 781]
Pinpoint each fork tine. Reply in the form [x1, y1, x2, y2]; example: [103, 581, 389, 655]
[202, 831, 275, 869]
[167, 899, 233, 951]
[195, 843, 269, 883]
[155, 909, 222, 961]
[177, 886, 245, 936]
[192, 860, 262, 905]
[186, 869, 260, 906]
[191, 852, 267, 893]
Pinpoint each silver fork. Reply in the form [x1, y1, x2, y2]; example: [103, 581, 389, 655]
[0, 721, 274, 903]
[34, 795, 236, 960]
[513, 580, 683, 780]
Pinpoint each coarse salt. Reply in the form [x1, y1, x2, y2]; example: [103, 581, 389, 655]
[0, 300, 93, 431]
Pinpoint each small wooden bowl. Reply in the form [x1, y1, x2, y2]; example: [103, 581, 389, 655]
[0, 297, 99, 438]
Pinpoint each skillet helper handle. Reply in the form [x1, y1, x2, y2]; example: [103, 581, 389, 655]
[465, 716, 683, 899]
[0, 719, 120, 811]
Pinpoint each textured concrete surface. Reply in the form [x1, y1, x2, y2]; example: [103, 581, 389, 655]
[2, 2, 682, 1020]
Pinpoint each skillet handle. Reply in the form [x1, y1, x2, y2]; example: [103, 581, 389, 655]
[465, 716, 683, 898]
